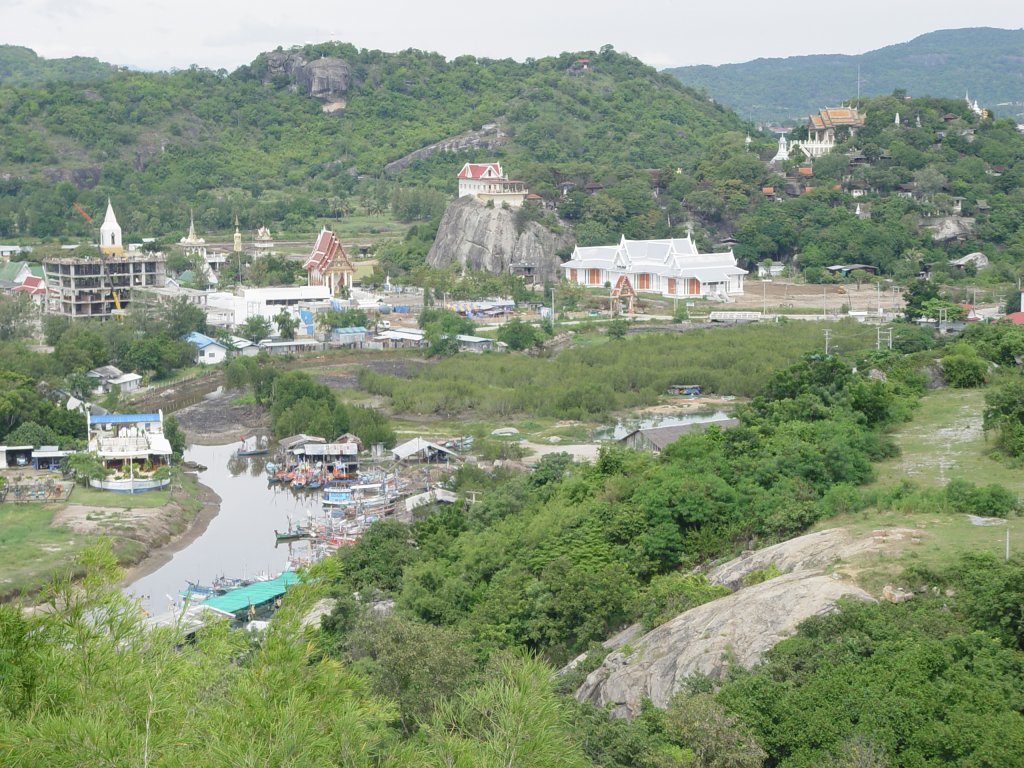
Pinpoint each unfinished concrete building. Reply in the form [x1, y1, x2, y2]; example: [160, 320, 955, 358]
[44, 253, 167, 319]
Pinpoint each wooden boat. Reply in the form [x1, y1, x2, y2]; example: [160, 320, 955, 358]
[275, 525, 313, 543]
[236, 435, 269, 457]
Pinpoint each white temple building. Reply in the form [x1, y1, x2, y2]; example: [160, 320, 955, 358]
[562, 234, 746, 301]
[457, 162, 527, 208]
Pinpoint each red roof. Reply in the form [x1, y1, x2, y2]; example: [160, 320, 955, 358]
[303, 228, 351, 274]
[1003, 312, 1024, 325]
[457, 162, 503, 180]
[13, 275, 45, 295]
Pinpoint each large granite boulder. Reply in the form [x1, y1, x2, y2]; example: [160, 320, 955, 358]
[261, 51, 350, 103]
[427, 196, 573, 280]
[576, 571, 874, 718]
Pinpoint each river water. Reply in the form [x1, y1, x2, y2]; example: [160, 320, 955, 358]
[126, 442, 315, 615]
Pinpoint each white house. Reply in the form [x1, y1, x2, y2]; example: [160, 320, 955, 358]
[185, 331, 228, 365]
[457, 162, 527, 208]
[562, 234, 746, 300]
[87, 412, 173, 492]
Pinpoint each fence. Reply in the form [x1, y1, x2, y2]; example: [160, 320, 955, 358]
[0, 479, 74, 504]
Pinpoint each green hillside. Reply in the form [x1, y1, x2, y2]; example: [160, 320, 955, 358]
[0, 44, 119, 86]
[0, 43, 747, 240]
[665, 28, 1024, 124]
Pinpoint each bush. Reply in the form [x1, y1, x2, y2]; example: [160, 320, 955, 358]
[636, 572, 730, 628]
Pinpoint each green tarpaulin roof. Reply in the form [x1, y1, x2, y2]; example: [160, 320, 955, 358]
[202, 571, 299, 615]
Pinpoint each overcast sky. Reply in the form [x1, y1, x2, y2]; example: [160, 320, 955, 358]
[2, 0, 1021, 72]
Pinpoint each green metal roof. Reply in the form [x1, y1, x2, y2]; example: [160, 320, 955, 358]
[202, 571, 299, 615]
[0, 262, 26, 282]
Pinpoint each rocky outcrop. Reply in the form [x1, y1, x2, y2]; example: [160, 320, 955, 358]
[427, 197, 573, 280]
[574, 527, 932, 718]
[383, 124, 509, 175]
[922, 215, 975, 242]
[261, 51, 350, 105]
[705, 527, 923, 589]
[576, 571, 874, 718]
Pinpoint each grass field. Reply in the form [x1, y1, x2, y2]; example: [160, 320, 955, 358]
[0, 503, 86, 600]
[67, 485, 172, 509]
[812, 387, 1024, 593]
[0, 472, 202, 600]
[872, 387, 1024, 495]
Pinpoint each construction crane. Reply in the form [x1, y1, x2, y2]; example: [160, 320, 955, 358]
[72, 202, 93, 224]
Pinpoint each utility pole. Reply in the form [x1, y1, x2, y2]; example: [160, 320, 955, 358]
[823, 286, 827, 318]
[824, 328, 831, 355]
[876, 326, 892, 351]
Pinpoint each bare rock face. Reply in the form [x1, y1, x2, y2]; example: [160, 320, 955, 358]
[384, 124, 509, 175]
[427, 197, 573, 280]
[706, 527, 925, 589]
[262, 51, 350, 102]
[576, 571, 874, 718]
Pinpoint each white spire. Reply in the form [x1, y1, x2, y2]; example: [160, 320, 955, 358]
[188, 209, 197, 240]
[895, 112, 900, 125]
[99, 198, 122, 254]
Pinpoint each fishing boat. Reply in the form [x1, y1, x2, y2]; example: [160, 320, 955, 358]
[275, 526, 313, 543]
[236, 435, 269, 457]
[275, 514, 314, 544]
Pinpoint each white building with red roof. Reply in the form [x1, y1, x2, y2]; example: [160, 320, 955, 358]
[304, 227, 355, 296]
[13, 275, 46, 307]
[457, 162, 528, 208]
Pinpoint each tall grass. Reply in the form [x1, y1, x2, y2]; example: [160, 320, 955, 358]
[359, 321, 881, 419]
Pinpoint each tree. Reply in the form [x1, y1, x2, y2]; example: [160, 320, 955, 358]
[158, 296, 207, 339]
[238, 316, 272, 343]
[941, 344, 988, 388]
[65, 451, 106, 486]
[163, 415, 186, 461]
[496, 318, 541, 350]
[663, 693, 766, 768]
[274, 309, 298, 340]
[0, 293, 35, 341]
[607, 319, 629, 340]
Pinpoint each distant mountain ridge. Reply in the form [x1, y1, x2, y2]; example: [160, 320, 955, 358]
[664, 28, 1024, 123]
[0, 45, 118, 85]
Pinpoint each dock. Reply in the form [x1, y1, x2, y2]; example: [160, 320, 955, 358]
[201, 571, 301, 619]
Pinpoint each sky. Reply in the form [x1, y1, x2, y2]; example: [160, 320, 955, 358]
[2, 0, 1022, 73]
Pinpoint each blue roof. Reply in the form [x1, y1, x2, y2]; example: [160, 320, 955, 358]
[185, 331, 226, 349]
[91, 413, 161, 425]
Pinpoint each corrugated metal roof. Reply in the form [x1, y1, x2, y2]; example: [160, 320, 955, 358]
[202, 572, 300, 615]
[90, 413, 161, 424]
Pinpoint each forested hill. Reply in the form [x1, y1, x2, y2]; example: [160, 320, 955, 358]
[0, 45, 119, 86]
[0, 43, 747, 240]
[664, 28, 1024, 124]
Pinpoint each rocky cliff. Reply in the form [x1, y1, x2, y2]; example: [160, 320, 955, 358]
[261, 51, 351, 111]
[427, 197, 573, 280]
[384, 124, 509, 175]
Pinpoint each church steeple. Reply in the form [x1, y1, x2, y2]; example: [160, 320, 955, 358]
[99, 199, 123, 255]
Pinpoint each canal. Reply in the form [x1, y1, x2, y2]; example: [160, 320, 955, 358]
[126, 441, 315, 615]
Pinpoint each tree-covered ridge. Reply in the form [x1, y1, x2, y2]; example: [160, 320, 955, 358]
[665, 27, 1024, 123]
[0, 44, 747, 240]
[698, 92, 1024, 281]
[0, 45, 118, 86]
